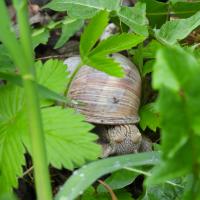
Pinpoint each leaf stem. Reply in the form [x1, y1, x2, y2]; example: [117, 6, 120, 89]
[13, 1, 52, 200]
[123, 167, 184, 188]
[64, 61, 83, 98]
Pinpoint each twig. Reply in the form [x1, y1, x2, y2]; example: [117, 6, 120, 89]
[98, 179, 118, 200]
[23, 166, 34, 177]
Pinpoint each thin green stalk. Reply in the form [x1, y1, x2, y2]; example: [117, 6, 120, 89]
[63, 61, 83, 108]
[65, 62, 84, 95]
[12, 1, 52, 200]
[123, 167, 184, 188]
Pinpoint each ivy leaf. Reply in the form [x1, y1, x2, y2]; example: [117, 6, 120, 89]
[80, 10, 109, 59]
[45, 0, 120, 19]
[55, 18, 84, 49]
[156, 11, 200, 45]
[0, 86, 25, 193]
[89, 33, 145, 56]
[139, 103, 160, 131]
[86, 55, 124, 77]
[118, 2, 149, 37]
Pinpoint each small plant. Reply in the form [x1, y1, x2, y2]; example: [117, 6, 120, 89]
[0, 0, 200, 200]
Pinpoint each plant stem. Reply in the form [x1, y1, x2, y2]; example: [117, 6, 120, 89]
[65, 62, 84, 95]
[13, 1, 52, 200]
[63, 61, 83, 108]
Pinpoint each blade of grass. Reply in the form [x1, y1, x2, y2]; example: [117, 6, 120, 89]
[55, 152, 160, 200]
[0, 1, 53, 199]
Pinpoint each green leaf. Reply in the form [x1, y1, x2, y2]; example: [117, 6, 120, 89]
[86, 55, 125, 77]
[0, 72, 70, 104]
[45, 0, 120, 19]
[0, 45, 15, 72]
[139, 103, 160, 131]
[172, 2, 200, 18]
[80, 10, 109, 59]
[118, 2, 149, 37]
[21, 106, 101, 170]
[55, 152, 160, 200]
[156, 11, 200, 45]
[142, 179, 184, 200]
[147, 46, 200, 186]
[0, 86, 25, 192]
[142, 60, 155, 76]
[32, 28, 50, 49]
[0, 84, 100, 191]
[97, 169, 139, 193]
[36, 59, 68, 95]
[36, 59, 69, 105]
[82, 187, 133, 200]
[139, 0, 169, 27]
[0, 1, 25, 71]
[152, 50, 180, 91]
[89, 33, 145, 56]
[142, 40, 163, 59]
[55, 18, 84, 49]
[0, 193, 18, 200]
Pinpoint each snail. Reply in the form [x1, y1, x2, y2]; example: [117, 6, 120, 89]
[64, 53, 152, 157]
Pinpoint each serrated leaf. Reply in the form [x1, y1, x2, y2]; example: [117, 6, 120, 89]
[36, 59, 68, 94]
[86, 55, 125, 77]
[32, 28, 50, 49]
[0, 85, 100, 191]
[21, 106, 101, 170]
[0, 72, 70, 104]
[55, 152, 160, 200]
[0, 86, 25, 192]
[118, 2, 149, 37]
[139, 103, 160, 131]
[156, 11, 200, 45]
[80, 10, 109, 59]
[89, 33, 145, 56]
[45, 0, 121, 18]
[36, 59, 69, 105]
[55, 18, 84, 49]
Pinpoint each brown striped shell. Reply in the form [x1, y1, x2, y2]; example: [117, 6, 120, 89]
[66, 53, 141, 125]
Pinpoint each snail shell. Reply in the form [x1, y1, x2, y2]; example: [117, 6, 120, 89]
[66, 53, 141, 125]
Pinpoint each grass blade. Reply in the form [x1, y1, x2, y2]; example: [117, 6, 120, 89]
[55, 152, 160, 200]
